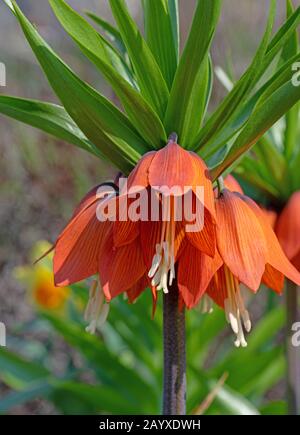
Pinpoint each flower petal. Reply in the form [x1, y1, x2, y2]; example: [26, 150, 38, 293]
[206, 267, 228, 308]
[186, 206, 216, 257]
[178, 243, 223, 308]
[190, 152, 216, 221]
[126, 151, 155, 191]
[216, 190, 268, 291]
[262, 264, 284, 294]
[140, 220, 186, 269]
[54, 203, 111, 286]
[126, 274, 149, 303]
[241, 194, 300, 287]
[224, 175, 243, 194]
[100, 235, 146, 301]
[275, 191, 300, 259]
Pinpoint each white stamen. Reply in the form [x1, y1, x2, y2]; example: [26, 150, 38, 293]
[84, 280, 109, 334]
[148, 204, 176, 295]
[224, 269, 252, 347]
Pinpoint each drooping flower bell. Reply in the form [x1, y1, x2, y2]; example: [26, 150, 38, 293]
[275, 191, 300, 271]
[204, 183, 300, 347]
[53, 137, 217, 329]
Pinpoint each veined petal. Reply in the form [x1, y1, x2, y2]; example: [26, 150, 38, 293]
[291, 251, 300, 271]
[261, 207, 277, 229]
[190, 152, 216, 221]
[54, 204, 111, 286]
[224, 175, 243, 194]
[262, 264, 284, 294]
[126, 274, 149, 303]
[241, 194, 300, 287]
[140, 220, 186, 268]
[126, 151, 155, 192]
[276, 191, 300, 260]
[178, 243, 222, 308]
[100, 235, 146, 301]
[216, 190, 267, 291]
[54, 185, 115, 286]
[206, 267, 228, 308]
[149, 141, 197, 193]
[186, 206, 216, 257]
[72, 182, 117, 217]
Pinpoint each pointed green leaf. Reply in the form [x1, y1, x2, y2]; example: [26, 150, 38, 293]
[143, 0, 178, 89]
[85, 10, 127, 56]
[109, 0, 169, 119]
[0, 95, 102, 157]
[201, 52, 300, 166]
[12, 2, 150, 173]
[164, 0, 222, 146]
[282, 1, 299, 159]
[49, 0, 166, 148]
[168, 0, 179, 59]
[194, 0, 276, 152]
[212, 78, 300, 179]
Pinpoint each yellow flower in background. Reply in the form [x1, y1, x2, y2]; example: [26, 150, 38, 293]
[14, 240, 70, 311]
[32, 267, 69, 310]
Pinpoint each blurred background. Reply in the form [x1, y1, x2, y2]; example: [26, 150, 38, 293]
[0, 0, 297, 415]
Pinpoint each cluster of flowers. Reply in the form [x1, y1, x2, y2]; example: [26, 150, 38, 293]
[53, 140, 300, 347]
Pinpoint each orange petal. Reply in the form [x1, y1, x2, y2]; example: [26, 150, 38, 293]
[206, 267, 228, 308]
[262, 264, 284, 294]
[72, 183, 117, 217]
[190, 152, 216, 221]
[241, 194, 300, 287]
[149, 141, 197, 192]
[186, 205, 216, 257]
[261, 207, 277, 229]
[224, 174, 244, 194]
[292, 251, 300, 272]
[275, 191, 300, 259]
[178, 243, 223, 308]
[54, 204, 111, 286]
[140, 220, 186, 269]
[112, 196, 140, 247]
[126, 151, 155, 191]
[100, 236, 146, 301]
[216, 190, 268, 291]
[126, 274, 149, 303]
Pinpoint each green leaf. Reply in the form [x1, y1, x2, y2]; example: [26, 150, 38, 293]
[109, 0, 169, 119]
[85, 10, 127, 56]
[235, 158, 281, 199]
[0, 95, 102, 157]
[12, 2, 150, 174]
[0, 347, 49, 389]
[282, 1, 299, 159]
[42, 312, 158, 412]
[50, 0, 166, 148]
[260, 401, 287, 415]
[168, 0, 179, 59]
[0, 380, 53, 414]
[164, 0, 222, 146]
[143, 0, 178, 88]
[53, 381, 139, 414]
[212, 76, 300, 179]
[212, 384, 260, 415]
[194, 0, 276, 152]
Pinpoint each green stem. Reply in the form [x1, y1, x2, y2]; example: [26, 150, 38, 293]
[285, 279, 300, 415]
[162, 281, 186, 415]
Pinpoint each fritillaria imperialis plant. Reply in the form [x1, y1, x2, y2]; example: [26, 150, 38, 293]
[1, 0, 300, 415]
